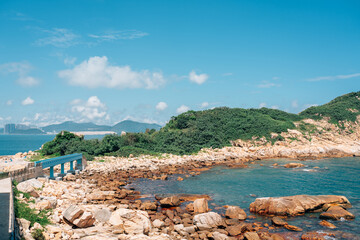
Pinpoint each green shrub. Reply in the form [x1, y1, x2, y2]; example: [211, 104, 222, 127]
[31, 229, 45, 240]
[13, 181, 50, 227]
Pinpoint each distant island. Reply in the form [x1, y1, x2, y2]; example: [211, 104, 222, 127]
[1, 120, 162, 135]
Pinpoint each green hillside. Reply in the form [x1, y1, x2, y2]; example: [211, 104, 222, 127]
[300, 91, 360, 123]
[40, 91, 360, 159]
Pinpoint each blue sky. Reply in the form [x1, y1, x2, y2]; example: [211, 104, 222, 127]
[0, 0, 359, 127]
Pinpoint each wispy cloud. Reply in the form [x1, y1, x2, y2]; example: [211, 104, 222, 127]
[307, 73, 360, 82]
[35, 28, 80, 48]
[89, 30, 148, 42]
[0, 62, 39, 86]
[257, 81, 281, 88]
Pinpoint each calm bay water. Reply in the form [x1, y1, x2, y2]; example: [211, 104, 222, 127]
[0, 134, 106, 155]
[130, 157, 360, 236]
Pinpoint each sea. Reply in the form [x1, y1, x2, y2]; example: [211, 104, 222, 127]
[130, 157, 360, 237]
[0, 134, 106, 156]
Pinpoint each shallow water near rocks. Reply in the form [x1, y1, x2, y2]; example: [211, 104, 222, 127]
[130, 157, 360, 237]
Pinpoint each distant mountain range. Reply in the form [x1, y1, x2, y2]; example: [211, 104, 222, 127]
[1, 120, 162, 135]
[42, 120, 162, 134]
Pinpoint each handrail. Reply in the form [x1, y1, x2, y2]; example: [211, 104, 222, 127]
[35, 153, 82, 169]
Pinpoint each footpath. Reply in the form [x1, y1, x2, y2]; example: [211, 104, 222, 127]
[0, 178, 13, 240]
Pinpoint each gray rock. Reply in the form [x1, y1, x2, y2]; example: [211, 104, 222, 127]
[94, 208, 111, 222]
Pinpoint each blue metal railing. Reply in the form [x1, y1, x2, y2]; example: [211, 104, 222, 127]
[35, 153, 83, 179]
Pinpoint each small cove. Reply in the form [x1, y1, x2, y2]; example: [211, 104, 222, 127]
[130, 157, 360, 237]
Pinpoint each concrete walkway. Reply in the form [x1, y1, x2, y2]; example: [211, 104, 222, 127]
[0, 178, 12, 240]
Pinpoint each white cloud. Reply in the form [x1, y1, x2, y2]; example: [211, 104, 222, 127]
[259, 102, 267, 108]
[0, 62, 39, 86]
[6, 100, 13, 106]
[156, 102, 168, 111]
[200, 102, 209, 109]
[64, 56, 76, 65]
[176, 105, 190, 114]
[71, 96, 108, 120]
[307, 73, 360, 82]
[0, 117, 3, 121]
[271, 105, 279, 109]
[36, 28, 79, 48]
[89, 30, 148, 42]
[189, 70, 208, 85]
[291, 100, 298, 108]
[59, 56, 165, 89]
[257, 81, 281, 88]
[22, 97, 34, 105]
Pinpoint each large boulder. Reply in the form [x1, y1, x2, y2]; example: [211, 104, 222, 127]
[63, 205, 95, 228]
[63, 205, 84, 223]
[225, 206, 247, 220]
[320, 206, 355, 220]
[193, 212, 225, 230]
[109, 208, 152, 235]
[193, 198, 208, 213]
[250, 195, 351, 216]
[159, 196, 181, 207]
[244, 232, 260, 240]
[94, 208, 111, 222]
[17, 179, 42, 193]
[73, 211, 95, 228]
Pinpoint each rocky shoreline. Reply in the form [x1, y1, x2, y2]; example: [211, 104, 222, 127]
[12, 118, 360, 239]
[15, 154, 359, 240]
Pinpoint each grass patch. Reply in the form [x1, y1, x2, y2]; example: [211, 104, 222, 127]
[13, 181, 50, 227]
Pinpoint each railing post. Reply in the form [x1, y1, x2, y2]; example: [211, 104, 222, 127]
[70, 161, 74, 171]
[50, 166, 54, 179]
[61, 163, 65, 174]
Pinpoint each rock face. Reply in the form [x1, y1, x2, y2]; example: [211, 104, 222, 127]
[225, 206, 247, 220]
[320, 206, 355, 220]
[193, 198, 208, 213]
[250, 195, 351, 216]
[109, 208, 152, 235]
[193, 212, 225, 230]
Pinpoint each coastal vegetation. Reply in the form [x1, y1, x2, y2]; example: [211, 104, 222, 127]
[300, 91, 360, 124]
[13, 181, 50, 227]
[39, 91, 360, 159]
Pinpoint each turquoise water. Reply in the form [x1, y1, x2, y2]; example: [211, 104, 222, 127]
[0, 134, 106, 155]
[131, 157, 360, 236]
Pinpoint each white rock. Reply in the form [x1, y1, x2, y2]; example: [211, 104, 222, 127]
[109, 208, 151, 235]
[193, 212, 225, 230]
